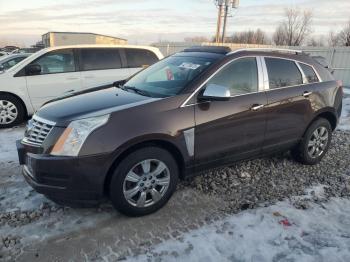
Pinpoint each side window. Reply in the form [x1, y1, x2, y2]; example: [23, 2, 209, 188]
[32, 49, 76, 74]
[206, 57, 258, 96]
[81, 48, 122, 71]
[265, 58, 303, 89]
[299, 63, 319, 83]
[125, 49, 158, 68]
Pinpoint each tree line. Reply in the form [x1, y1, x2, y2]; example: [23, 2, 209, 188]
[184, 7, 350, 47]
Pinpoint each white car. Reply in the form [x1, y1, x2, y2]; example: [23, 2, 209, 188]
[0, 45, 163, 127]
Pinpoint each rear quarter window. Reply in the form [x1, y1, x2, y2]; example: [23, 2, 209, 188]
[299, 63, 319, 83]
[125, 49, 159, 68]
[265, 57, 303, 89]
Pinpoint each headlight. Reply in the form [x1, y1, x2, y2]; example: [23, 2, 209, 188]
[51, 115, 109, 156]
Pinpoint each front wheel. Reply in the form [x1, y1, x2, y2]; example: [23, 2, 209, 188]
[292, 118, 332, 165]
[0, 94, 25, 128]
[109, 147, 179, 216]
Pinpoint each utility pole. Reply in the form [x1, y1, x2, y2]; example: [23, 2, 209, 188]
[215, 0, 240, 43]
[221, 0, 229, 43]
[215, 0, 224, 43]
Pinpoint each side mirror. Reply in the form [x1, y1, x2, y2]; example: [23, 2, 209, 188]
[25, 64, 41, 76]
[198, 84, 231, 101]
[0, 64, 4, 72]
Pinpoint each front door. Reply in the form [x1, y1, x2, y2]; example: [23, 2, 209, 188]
[25, 49, 81, 110]
[194, 57, 267, 171]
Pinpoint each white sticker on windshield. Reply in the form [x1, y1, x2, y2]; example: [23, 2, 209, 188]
[178, 62, 201, 70]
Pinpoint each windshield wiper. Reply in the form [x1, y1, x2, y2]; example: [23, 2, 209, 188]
[121, 85, 152, 97]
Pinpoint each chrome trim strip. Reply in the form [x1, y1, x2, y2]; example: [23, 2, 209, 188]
[256, 57, 264, 92]
[260, 57, 270, 90]
[183, 128, 195, 157]
[180, 55, 325, 108]
[295, 61, 307, 84]
[227, 48, 303, 56]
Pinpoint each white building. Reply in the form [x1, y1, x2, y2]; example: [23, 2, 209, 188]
[42, 32, 127, 47]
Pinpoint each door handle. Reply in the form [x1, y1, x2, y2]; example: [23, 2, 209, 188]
[65, 89, 75, 93]
[66, 77, 79, 80]
[303, 91, 312, 97]
[84, 75, 94, 79]
[251, 104, 265, 111]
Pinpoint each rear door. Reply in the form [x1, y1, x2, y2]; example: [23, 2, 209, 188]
[25, 48, 81, 110]
[262, 57, 313, 153]
[79, 48, 130, 89]
[123, 48, 159, 76]
[194, 57, 268, 171]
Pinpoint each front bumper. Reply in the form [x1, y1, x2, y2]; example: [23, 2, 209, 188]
[17, 140, 112, 205]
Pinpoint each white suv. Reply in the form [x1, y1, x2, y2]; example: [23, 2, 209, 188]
[0, 45, 163, 127]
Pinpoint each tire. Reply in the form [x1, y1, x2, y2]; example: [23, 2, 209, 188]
[292, 118, 332, 165]
[0, 94, 25, 128]
[109, 147, 179, 216]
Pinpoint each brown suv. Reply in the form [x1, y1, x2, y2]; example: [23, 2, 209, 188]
[17, 47, 343, 216]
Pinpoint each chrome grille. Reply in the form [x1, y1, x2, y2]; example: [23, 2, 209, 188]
[22, 115, 56, 146]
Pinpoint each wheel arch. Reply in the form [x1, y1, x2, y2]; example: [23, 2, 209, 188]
[303, 108, 337, 137]
[0, 91, 29, 118]
[103, 138, 186, 196]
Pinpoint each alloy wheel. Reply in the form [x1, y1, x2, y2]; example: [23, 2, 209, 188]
[122, 159, 170, 208]
[0, 100, 18, 125]
[307, 126, 329, 158]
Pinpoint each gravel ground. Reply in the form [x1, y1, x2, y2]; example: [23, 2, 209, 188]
[0, 89, 349, 261]
[184, 130, 350, 214]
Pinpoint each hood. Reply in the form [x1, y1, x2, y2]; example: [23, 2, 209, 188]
[36, 87, 158, 126]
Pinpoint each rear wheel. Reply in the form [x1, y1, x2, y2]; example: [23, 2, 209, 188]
[0, 94, 25, 128]
[109, 147, 178, 216]
[292, 118, 332, 165]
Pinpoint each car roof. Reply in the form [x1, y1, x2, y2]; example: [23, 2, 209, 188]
[43, 44, 161, 53]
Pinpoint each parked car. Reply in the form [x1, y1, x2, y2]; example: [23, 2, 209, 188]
[0, 53, 32, 72]
[0, 45, 163, 127]
[17, 47, 343, 216]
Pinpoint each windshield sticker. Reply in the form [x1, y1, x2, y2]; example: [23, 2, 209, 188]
[178, 62, 201, 70]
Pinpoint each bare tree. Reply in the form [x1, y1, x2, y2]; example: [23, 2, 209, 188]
[227, 29, 269, 44]
[307, 36, 325, 47]
[328, 31, 340, 47]
[273, 7, 313, 46]
[184, 36, 210, 43]
[338, 21, 350, 46]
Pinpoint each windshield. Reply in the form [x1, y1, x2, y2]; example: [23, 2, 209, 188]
[123, 55, 215, 97]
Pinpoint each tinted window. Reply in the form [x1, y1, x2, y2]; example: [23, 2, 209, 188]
[124, 55, 215, 97]
[81, 48, 122, 71]
[207, 57, 258, 95]
[299, 63, 319, 83]
[125, 49, 158, 68]
[32, 49, 75, 74]
[2, 57, 26, 70]
[265, 58, 303, 89]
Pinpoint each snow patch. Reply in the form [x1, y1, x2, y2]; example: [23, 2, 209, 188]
[339, 87, 350, 131]
[131, 197, 350, 262]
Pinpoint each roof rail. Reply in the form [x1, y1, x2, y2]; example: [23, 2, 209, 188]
[227, 48, 303, 55]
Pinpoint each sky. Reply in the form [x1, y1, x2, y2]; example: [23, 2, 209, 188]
[0, 0, 349, 47]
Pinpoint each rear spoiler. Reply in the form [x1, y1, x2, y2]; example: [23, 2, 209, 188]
[312, 56, 334, 74]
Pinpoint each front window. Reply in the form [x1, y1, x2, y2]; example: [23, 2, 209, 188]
[123, 55, 215, 97]
[31, 49, 76, 74]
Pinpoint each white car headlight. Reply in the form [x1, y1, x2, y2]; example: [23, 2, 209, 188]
[51, 114, 109, 156]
